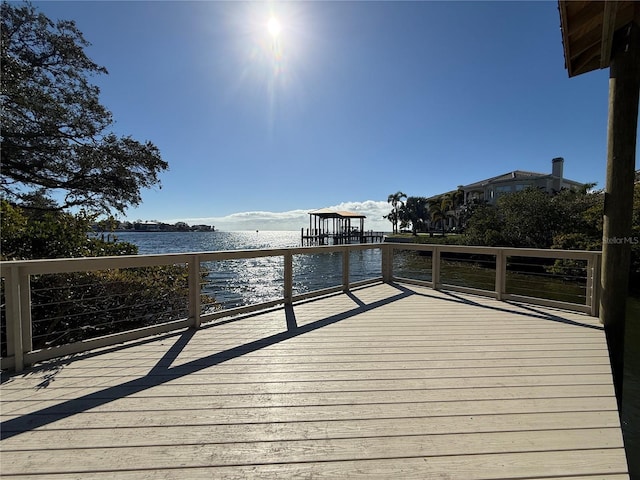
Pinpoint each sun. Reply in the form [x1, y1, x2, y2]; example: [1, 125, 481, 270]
[267, 16, 282, 37]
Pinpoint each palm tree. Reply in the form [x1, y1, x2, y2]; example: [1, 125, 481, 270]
[450, 189, 465, 230]
[440, 193, 456, 233]
[387, 191, 407, 234]
[430, 191, 465, 234]
[429, 193, 454, 237]
[405, 196, 429, 235]
[428, 198, 443, 237]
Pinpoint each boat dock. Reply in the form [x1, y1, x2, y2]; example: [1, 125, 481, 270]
[301, 228, 385, 245]
[302, 208, 385, 245]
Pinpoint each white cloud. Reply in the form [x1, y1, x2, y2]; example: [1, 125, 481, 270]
[166, 200, 392, 232]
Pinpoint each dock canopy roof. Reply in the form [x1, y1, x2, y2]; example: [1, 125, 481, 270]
[308, 209, 366, 219]
[559, 1, 640, 77]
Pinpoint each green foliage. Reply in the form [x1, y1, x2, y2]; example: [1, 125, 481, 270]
[421, 190, 465, 234]
[399, 196, 430, 235]
[462, 203, 504, 246]
[427, 195, 456, 236]
[397, 234, 466, 245]
[29, 266, 195, 350]
[551, 187, 603, 250]
[0, 202, 220, 355]
[1, 199, 136, 260]
[497, 187, 558, 248]
[387, 233, 466, 245]
[1, 2, 168, 214]
[0, 3, 225, 356]
[385, 191, 407, 234]
[459, 185, 640, 281]
[462, 187, 607, 251]
[544, 188, 604, 278]
[427, 199, 444, 236]
[389, 183, 638, 285]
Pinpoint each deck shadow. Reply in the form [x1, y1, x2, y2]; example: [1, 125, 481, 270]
[0, 328, 197, 387]
[392, 283, 603, 331]
[0, 285, 410, 441]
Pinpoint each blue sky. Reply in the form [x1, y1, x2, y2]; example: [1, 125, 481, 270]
[34, 1, 623, 231]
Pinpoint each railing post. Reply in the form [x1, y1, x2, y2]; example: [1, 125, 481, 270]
[188, 255, 201, 329]
[381, 244, 393, 283]
[595, 253, 602, 317]
[284, 251, 293, 304]
[495, 249, 505, 301]
[589, 253, 602, 317]
[19, 269, 32, 366]
[342, 247, 350, 292]
[586, 256, 594, 312]
[432, 246, 441, 290]
[5, 266, 24, 372]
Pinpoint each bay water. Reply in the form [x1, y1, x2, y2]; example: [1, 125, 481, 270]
[113, 230, 383, 308]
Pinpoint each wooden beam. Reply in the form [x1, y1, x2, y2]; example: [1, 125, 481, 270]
[559, 0, 573, 76]
[570, 26, 604, 60]
[600, 21, 640, 411]
[600, 1, 619, 68]
[572, 42, 602, 76]
[565, 2, 605, 39]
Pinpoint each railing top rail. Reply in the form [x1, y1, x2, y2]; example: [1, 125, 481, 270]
[500, 247, 601, 260]
[0, 243, 384, 275]
[0, 243, 602, 276]
[387, 242, 602, 259]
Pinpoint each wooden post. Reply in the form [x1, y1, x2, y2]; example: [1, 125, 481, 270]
[586, 255, 594, 312]
[5, 267, 24, 372]
[593, 253, 602, 318]
[188, 255, 201, 329]
[495, 249, 505, 301]
[19, 268, 32, 367]
[600, 21, 640, 409]
[381, 244, 393, 283]
[284, 251, 293, 304]
[586, 253, 603, 318]
[342, 248, 350, 292]
[432, 247, 441, 290]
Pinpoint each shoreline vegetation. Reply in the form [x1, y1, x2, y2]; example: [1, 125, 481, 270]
[99, 221, 215, 232]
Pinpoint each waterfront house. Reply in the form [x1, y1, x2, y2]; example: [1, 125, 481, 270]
[457, 157, 584, 206]
[427, 157, 585, 231]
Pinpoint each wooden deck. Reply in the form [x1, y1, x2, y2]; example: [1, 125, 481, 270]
[0, 282, 629, 479]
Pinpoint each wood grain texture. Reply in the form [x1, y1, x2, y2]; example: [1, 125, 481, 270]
[0, 283, 629, 479]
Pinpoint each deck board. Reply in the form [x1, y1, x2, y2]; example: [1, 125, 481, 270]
[0, 282, 629, 479]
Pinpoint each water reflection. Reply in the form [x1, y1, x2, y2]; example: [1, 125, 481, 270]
[203, 250, 383, 309]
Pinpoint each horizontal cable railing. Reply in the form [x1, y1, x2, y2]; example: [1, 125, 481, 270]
[1, 243, 600, 372]
[385, 243, 600, 315]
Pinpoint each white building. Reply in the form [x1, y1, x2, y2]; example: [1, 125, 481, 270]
[459, 158, 584, 205]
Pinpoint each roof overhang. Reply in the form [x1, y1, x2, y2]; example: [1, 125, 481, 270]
[559, 1, 640, 77]
[309, 209, 366, 219]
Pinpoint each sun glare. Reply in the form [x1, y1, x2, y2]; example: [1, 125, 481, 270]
[267, 16, 282, 37]
[233, 3, 308, 134]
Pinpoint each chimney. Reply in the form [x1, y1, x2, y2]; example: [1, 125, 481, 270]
[552, 157, 564, 192]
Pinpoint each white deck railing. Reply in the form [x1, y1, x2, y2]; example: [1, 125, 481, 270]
[0, 243, 601, 372]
